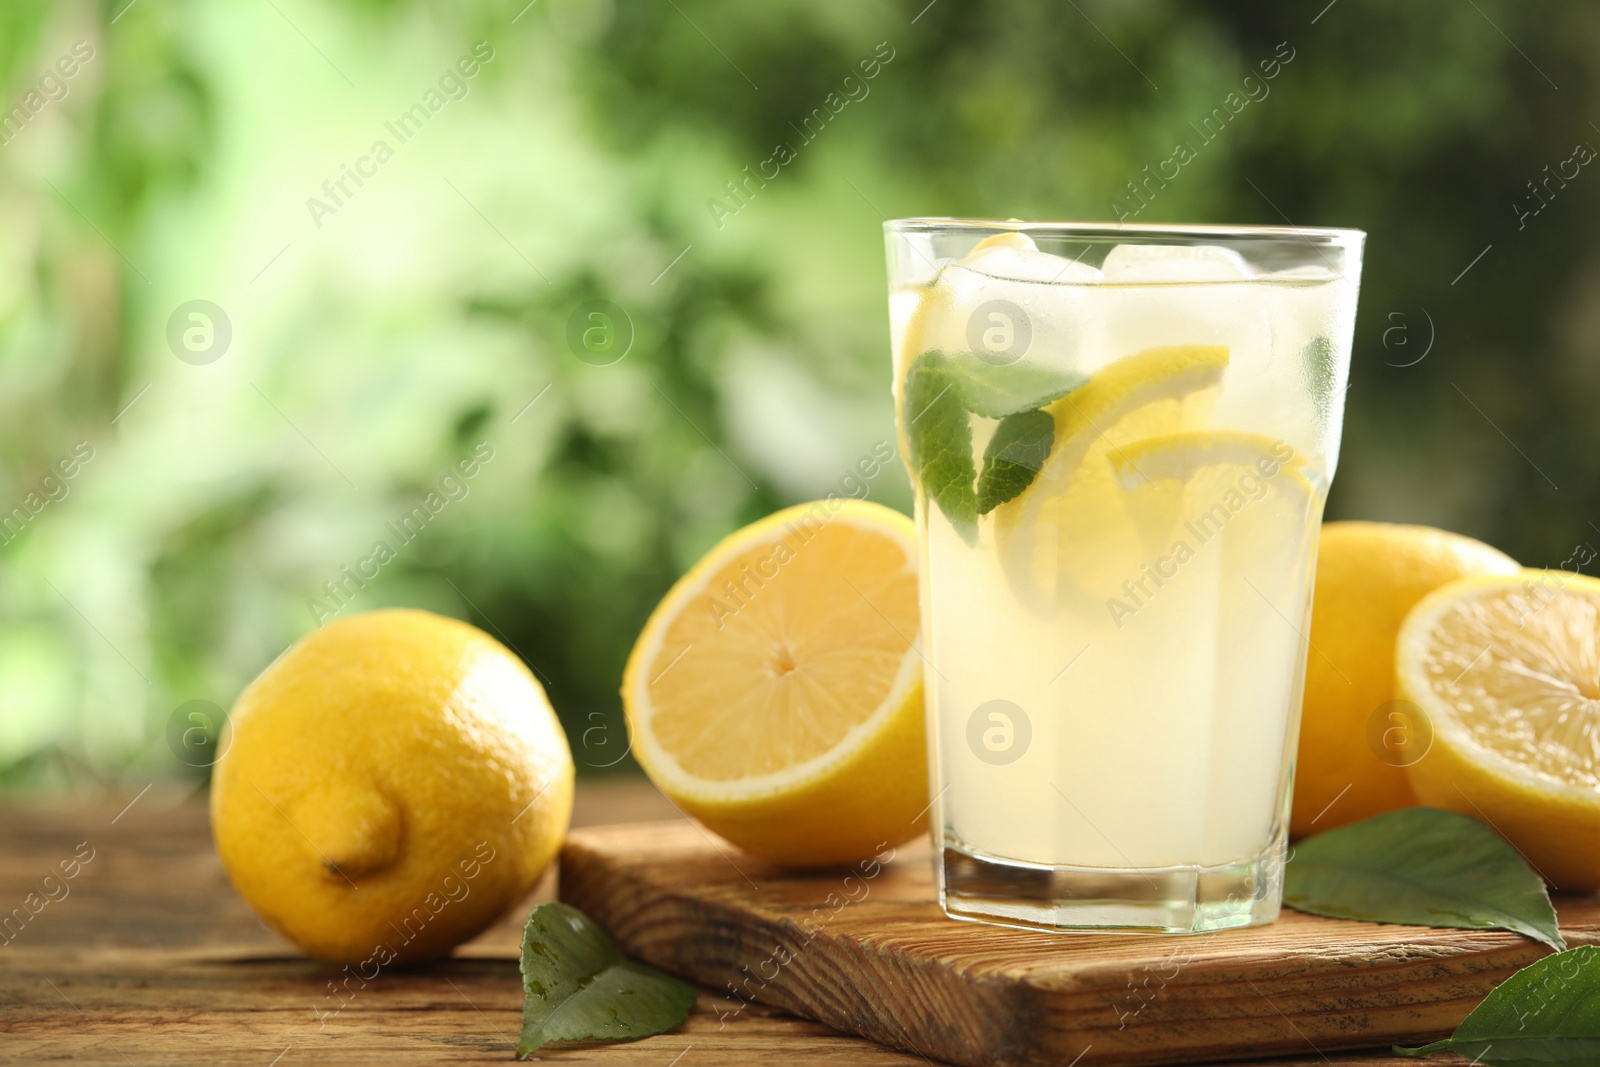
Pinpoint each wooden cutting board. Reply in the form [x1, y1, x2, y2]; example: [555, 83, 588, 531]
[559, 821, 1600, 1067]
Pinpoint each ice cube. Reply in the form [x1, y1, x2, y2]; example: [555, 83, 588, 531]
[901, 232, 1098, 372]
[1100, 243, 1255, 282]
[962, 231, 1104, 284]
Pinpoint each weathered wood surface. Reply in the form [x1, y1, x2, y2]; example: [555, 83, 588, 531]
[560, 820, 1600, 1067]
[0, 782, 1477, 1065]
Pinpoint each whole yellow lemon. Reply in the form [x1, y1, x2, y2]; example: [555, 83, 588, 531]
[1290, 522, 1517, 837]
[211, 608, 573, 965]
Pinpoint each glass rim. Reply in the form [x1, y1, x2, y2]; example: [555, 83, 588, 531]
[884, 217, 1364, 247]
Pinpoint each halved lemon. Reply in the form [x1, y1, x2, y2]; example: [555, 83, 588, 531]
[621, 499, 927, 867]
[993, 344, 1230, 611]
[1399, 570, 1600, 890]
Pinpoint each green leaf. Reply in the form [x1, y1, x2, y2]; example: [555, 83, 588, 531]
[1301, 335, 1336, 420]
[1285, 807, 1565, 951]
[517, 901, 698, 1057]
[903, 352, 977, 535]
[1395, 946, 1600, 1064]
[902, 351, 1083, 536]
[976, 409, 1054, 514]
[937, 351, 1086, 419]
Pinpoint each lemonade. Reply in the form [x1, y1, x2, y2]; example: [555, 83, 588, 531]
[884, 221, 1364, 931]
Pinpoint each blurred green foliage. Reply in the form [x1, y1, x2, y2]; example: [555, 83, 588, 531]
[2, 0, 1598, 788]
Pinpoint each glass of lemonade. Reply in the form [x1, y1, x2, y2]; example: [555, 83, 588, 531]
[884, 220, 1364, 933]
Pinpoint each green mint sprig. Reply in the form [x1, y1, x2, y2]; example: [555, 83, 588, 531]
[903, 352, 978, 532]
[902, 350, 1084, 538]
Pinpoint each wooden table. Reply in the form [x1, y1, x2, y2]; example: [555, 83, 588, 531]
[0, 781, 1464, 1065]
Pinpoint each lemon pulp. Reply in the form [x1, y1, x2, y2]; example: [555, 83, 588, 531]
[622, 499, 928, 867]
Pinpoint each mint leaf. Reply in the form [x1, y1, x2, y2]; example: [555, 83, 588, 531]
[903, 351, 1083, 534]
[1285, 807, 1564, 951]
[1395, 946, 1600, 1063]
[976, 409, 1053, 514]
[939, 352, 1086, 419]
[517, 901, 697, 1057]
[903, 353, 976, 534]
[1301, 335, 1336, 420]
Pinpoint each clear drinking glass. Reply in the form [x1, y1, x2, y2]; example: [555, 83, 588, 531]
[884, 220, 1364, 932]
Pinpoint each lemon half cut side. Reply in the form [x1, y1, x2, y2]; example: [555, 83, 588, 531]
[1399, 570, 1600, 890]
[622, 499, 928, 868]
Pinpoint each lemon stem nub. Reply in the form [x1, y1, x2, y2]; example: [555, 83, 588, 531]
[293, 782, 403, 881]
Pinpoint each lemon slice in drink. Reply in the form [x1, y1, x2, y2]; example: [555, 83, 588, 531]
[1107, 428, 1318, 600]
[992, 344, 1230, 611]
[890, 281, 948, 456]
[1109, 429, 1309, 492]
[1085, 429, 1321, 860]
[622, 499, 927, 867]
[1047, 345, 1232, 457]
[1399, 570, 1600, 890]
[1109, 427, 1314, 538]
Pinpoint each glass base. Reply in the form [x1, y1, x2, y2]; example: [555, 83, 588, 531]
[938, 838, 1283, 934]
